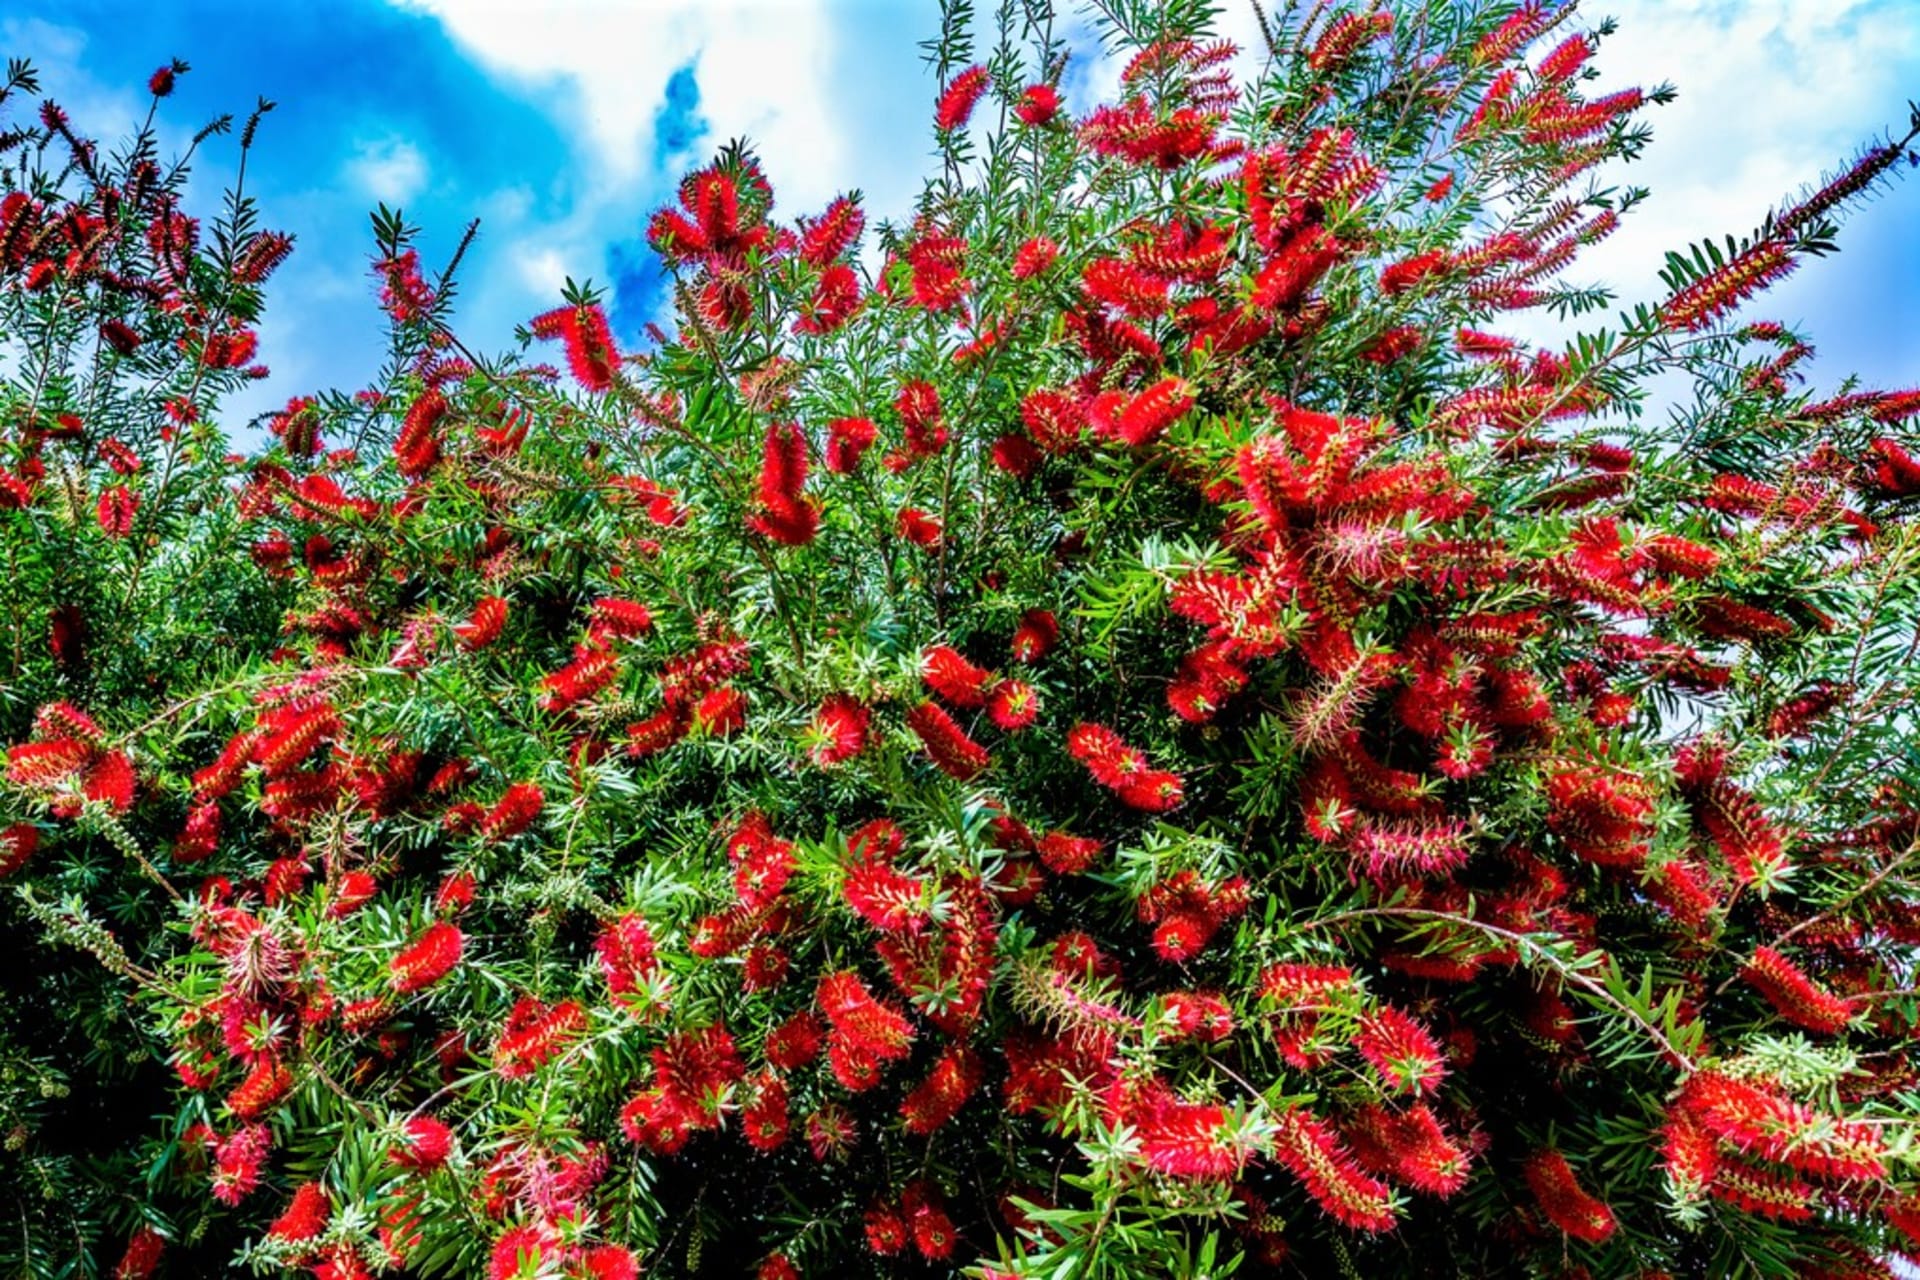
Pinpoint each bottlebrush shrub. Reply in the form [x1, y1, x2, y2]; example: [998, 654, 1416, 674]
[5, 1, 1920, 1277]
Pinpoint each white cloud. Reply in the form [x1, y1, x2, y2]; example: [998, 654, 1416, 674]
[387, 0, 845, 212]
[1568, 0, 1916, 308]
[346, 136, 431, 205]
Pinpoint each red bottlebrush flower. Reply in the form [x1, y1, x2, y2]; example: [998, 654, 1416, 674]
[48, 602, 85, 666]
[757, 1254, 800, 1280]
[921, 644, 995, 707]
[864, 1202, 908, 1256]
[114, 1226, 166, 1280]
[900, 1044, 982, 1135]
[1679, 1071, 1888, 1182]
[894, 379, 947, 461]
[843, 856, 927, 934]
[1037, 830, 1101, 875]
[1082, 257, 1170, 318]
[490, 1226, 552, 1280]
[987, 679, 1040, 731]
[478, 782, 544, 844]
[210, 1123, 272, 1204]
[530, 302, 621, 392]
[825, 416, 877, 472]
[1660, 239, 1798, 332]
[394, 389, 445, 477]
[1708, 1155, 1816, 1222]
[1092, 377, 1195, 446]
[100, 319, 142, 355]
[795, 261, 862, 335]
[377, 248, 436, 322]
[1537, 33, 1593, 82]
[903, 1179, 957, 1260]
[493, 998, 586, 1078]
[1360, 324, 1424, 364]
[1067, 722, 1146, 786]
[906, 702, 990, 780]
[1352, 1006, 1447, 1096]
[807, 693, 870, 765]
[743, 942, 789, 991]
[200, 328, 259, 369]
[897, 506, 944, 548]
[576, 1245, 639, 1280]
[1544, 764, 1656, 867]
[800, 195, 865, 267]
[148, 65, 177, 96]
[692, 685, 747, 735]
[1523, 1149, 1616, 1244]
[1309, 10, 1392, 70]
[1272, 1109, 1397, 1231]
[731, 1069, 789, 1152]
[1010, 608, 1059, 662]
[819, 970, 915, 1059]
[989, 432, 1041, 478]
[1869, 437, 1920, 497]
[1379, 249, 1449, 295]
[590, 596, 654, 641]
[225, 1058, 292, 1119]
[1345, 1102, 1472, 1198]
[538, 644, 619, 712]
[268, 1181, 330, 1245]
[747, 419, 817, 548]
[597, 913, 663, 1010]
[393, 1115, 454, 1170]
[1119, 769, 1186, 812]
[329, 869, 378, 917]
[935, 64, 991, 132]
[96, 485, 138, 538]
[1742, 945, 1855, 1035]
[1012, 236, 1059, 280]
[1161, 990, 1235, 1041]
[1020, 388, 1085, 453]
[626, 706, 689, 758]
[1015, 83, 1060, 126]
[729, 811, 796, 909]
[766, 1010, 825, 1071]
[0, 823, 39, 878]
[391, 921, 464, 993]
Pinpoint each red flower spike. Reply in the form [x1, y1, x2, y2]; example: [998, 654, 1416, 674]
[114, 1227, 165, 1280]
[935, 65, 991, 132]
[807, 693, 870, 765]
[1015, 83, 1061, 126]
[800, 195, 865, 267]
[746, 420, 819, 546]
[1011, 236, 1059, 280]
[530, 302, 621, 391]
[818, 970, 915, 1059]
[1010, 608, 1059, 662]
[907, 702, 990, 780]
[1352, 1006, 1447, 1095]
[210, 1123, 272, 1204]
[390, 921, 464, 994]
[825, 416, 877, 472]
[921, 644, 995, 707]
[1742, 945, 1856, 1035]
[1272, 1108, 1397, 1231]
[1523, 1149, 1616, 1244]
[900, 1043, 983, 1134]
[492, 998, 586, 1078]
[393, 1115, 454, 1170]
[0, 823, 39, 878]
[864, 1202, 908, 1256]
[479, 783, 544, 844]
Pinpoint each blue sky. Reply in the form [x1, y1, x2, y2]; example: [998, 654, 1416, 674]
[2, 0, 1915, 433]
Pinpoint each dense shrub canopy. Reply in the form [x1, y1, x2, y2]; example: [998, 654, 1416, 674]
[4, 2, 1920, 1276]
